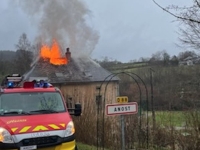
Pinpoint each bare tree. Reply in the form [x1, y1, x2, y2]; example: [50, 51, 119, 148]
[163, 52, 170, 66]
[170, 55, 179, 66]
[14, 33, 33, 74]
[149, 50, 170, 66]
[152, 0, 200, 50]
[15, 33, 31, 51]
[178, 50, 197, 61]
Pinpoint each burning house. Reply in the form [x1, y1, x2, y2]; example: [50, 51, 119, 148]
[23, 41, 119, 109]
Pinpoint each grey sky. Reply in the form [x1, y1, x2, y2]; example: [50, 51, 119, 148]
[0, 0, 193, 62]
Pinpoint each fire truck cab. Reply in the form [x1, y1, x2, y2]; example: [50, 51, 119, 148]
[0, 74, 81, 150]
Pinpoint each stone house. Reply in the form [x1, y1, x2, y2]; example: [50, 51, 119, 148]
[23, 50, 120, 111]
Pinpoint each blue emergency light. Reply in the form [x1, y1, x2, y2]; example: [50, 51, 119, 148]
[2, 74, 22, 88]
[1, 74, 52, 89]
[43, 82, 49, 88]
[23, 80, 50, 88]
[7, 82, 14, 88]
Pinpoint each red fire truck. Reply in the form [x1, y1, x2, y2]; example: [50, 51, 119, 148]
[0, 74, 81, 150]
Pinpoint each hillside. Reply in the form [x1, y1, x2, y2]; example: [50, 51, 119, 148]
[0, 50, 16, 61]
[99, 61, 149, 73]
[98, 59, 200, 111]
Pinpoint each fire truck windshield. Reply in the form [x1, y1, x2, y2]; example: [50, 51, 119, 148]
[0, 92, 66, 115]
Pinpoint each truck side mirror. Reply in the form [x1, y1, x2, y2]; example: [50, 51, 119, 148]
[74, 103, 82, 116]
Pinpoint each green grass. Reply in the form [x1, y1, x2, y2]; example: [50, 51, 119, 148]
[77, 142, 110, 150]
[154, 111, 186, 127]
[76, 142, 97, 150]
[106, 62, 148, 72]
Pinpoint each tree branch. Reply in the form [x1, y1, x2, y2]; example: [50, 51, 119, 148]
[195, 0, 200, 8]
[152, 0, 200, 24]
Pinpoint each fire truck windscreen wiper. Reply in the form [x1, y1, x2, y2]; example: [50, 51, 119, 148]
[30, 109, 59, 114]
[1, 110, 31, 115]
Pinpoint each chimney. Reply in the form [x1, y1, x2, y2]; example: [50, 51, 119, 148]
[65, 47, 71, 62]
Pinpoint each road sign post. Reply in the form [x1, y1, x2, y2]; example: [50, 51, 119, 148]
[121, 115, 125, 150]
[106, 102, 138, 150]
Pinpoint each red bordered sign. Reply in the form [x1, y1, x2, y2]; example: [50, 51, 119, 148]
[106, 102, 138, 116]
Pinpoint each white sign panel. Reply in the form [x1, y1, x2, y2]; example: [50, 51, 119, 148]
[106, 102, 138, 116]
[20, 145, 37, 150]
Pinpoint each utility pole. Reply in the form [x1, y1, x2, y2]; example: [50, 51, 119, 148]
[150, 68, 156, 142]
[121, 115, 125, 150]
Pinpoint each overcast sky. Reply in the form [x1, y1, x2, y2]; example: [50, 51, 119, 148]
[0, 0, 193, 62]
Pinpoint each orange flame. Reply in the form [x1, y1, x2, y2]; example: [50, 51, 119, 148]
[40, 40, 67, 65]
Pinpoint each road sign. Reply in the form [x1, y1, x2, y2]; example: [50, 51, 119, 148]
[116, 96, 128, 103]
[106, 102, 138, 116]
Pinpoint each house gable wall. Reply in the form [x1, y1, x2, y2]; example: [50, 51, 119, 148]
[53, 81, 119, 110]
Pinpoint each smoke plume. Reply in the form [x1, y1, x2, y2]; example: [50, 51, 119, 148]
[16, 0, 99, 57]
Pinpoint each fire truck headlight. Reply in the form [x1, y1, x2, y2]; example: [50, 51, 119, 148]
[0, 127, 14, 143]
[64, 121, 75, 137]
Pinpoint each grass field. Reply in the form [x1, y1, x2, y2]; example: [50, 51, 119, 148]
[76, 111, 192, 149]
[76, 142, 96, 150]
[106, 62, 148, 73]
[155, 111, 186, 126]
[77, 142, 110, 150]
[147, 111, 187, 127]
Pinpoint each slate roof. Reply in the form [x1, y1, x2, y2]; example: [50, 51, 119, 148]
[23, 57, 119, 84]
